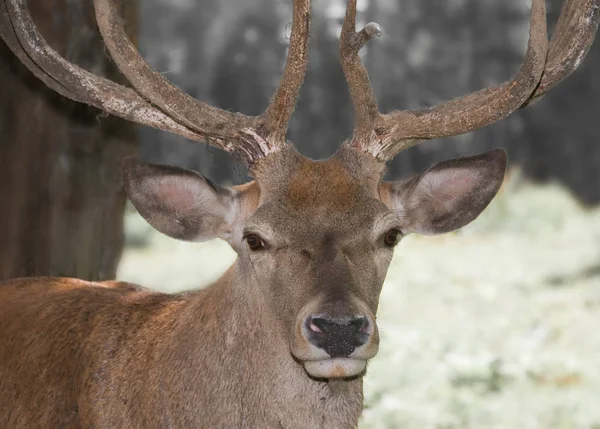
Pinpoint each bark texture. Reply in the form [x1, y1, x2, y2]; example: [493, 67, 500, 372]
[0, 0, 138, 280]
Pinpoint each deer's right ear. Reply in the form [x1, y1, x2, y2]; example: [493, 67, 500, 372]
[123, 158, 252, 242]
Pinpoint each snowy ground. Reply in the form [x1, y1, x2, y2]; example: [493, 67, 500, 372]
[118, 171, 600, 428]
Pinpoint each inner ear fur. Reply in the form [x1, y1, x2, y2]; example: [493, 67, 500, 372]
[379, 149, 507, 235]
[123, 157, 256, 242]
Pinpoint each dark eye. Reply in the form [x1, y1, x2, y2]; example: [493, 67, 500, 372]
[383, 229, 402, 247]
[244, 234, 266, 251]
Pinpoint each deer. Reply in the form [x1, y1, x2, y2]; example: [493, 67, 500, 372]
[0, 0, 598, 427]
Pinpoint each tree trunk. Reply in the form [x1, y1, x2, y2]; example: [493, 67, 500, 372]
[0, 0, 138, 281]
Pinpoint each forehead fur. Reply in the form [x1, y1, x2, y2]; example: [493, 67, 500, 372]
[250, 145, 386, 207]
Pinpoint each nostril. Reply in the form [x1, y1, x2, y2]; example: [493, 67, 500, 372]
[350, 316, 369, 333]
[309, 317, 331, 334]
[309, 318, 324, 333]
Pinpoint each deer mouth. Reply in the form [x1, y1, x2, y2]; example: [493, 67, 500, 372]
[303, 358, 367, 379]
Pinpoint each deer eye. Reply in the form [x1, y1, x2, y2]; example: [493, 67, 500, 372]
[244, 234, 266, 251]
[383, 229, 402, 247]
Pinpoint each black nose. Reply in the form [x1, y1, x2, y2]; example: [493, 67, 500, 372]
[305, 316, 370, 358]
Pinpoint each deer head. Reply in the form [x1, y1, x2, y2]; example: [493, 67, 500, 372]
[1, 0, 598, 385]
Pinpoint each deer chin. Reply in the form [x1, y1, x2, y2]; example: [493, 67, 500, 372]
[303, 358, 367, 379]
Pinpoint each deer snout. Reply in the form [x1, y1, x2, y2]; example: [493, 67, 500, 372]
[293, 309, 379, 379]
[304, 315, 371, 358]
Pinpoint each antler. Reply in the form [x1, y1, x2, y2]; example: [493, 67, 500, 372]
[341, 0, 600, 161]
[0, 0, 311, 165]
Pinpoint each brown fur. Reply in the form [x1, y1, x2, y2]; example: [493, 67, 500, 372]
[0, 145, 506, 428]
[0, 273, 363, 428]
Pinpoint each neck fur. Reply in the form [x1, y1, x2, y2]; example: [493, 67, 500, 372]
[177, 263, 365, 428]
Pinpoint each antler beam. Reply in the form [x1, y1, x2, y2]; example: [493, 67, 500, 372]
[528, 0, 600, 103]
[0, 0, 312, 165]
[342, 0, 600, 161]
[1, 0, 211, 144]
[93, 0, 255, 142]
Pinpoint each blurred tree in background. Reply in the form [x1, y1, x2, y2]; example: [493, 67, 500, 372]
[0, 0, 137, 281]
[139, 0, 599, 202]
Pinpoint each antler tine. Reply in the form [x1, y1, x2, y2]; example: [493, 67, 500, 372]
[347, 0, 549, 160]
[0, 2, 84, 103]
[92, 0, 256, 144]
[346, 0, 600, 161]
[2, 0, 223, 146]
[2, 0, 313, 165]
[94, 0, 311, 162]
[527, 0, 600, 104]
[261, 0, 311, 145]
[339, 0, 382, 146]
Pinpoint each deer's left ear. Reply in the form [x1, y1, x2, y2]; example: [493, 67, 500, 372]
[379, 149, 507, 235]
